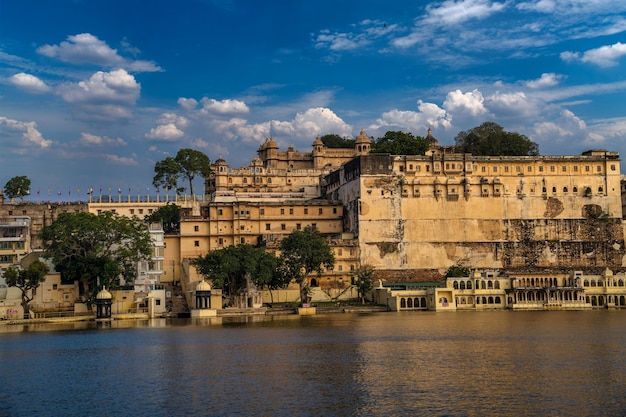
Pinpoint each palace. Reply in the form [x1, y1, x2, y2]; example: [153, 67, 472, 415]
[2, 128, 626, 316]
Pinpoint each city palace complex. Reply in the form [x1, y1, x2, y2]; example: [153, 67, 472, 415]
[3, 128, 626, 318]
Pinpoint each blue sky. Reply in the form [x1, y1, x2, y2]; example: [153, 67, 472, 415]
[1, 0, 626, 200]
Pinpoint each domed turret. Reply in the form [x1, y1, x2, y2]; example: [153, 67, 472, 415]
[355, 129, 371, 155]
[196, 280, 211, 292]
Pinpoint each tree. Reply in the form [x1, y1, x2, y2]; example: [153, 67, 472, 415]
[370, 131, 430, 155]
[279, 226, 335, 305]
[39, 211, 152, 307]
[4, 176, 31, 200]
[192, 244, 283, 304]
[3, 259, 49, 318]
[445, 265, 471, 278]
[355, 265, 375, 304]
[320, 134, 355, 148]
[145, 203, 180, 234]
[153, 149, 211, 196]
[455, 122, 539, 156]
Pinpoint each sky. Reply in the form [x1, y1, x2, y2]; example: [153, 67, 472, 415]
[1, 0, 626, 201]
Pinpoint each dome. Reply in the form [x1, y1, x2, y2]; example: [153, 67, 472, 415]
[312, 136, 324, 146]
[196, 280, 212, 291]
[96, 287, 112, 300]
[355, 129, 370, 144]
[215, 156, 227, 166]
[265, 137, 278, 149]
[426, 127, 440, 147]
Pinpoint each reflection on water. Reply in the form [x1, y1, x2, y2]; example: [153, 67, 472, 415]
[1, 311, 625, 416]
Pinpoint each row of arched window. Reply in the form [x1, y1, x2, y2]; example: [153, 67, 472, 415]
[452, 280, 503, 290]
[584, 279, 625, 287]
[455, 296, 502, 305]
[399, 297, 427, 309]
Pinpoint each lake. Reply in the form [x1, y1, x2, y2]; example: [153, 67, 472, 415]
[1, 310, 625, 416]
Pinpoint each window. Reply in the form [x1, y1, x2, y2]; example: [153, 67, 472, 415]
[504, 166, 509, 173]
[611, 164, 616, 171]
[296, 223, 301, 230]
[218, 238, 223, 245]
[493, 167, 498, 172]
[243, 178, 248, 183]
[338, 249, 343, 256]
[585, 165, 590, 172]
[482, 166, 486, 172]
[148, 209, 153, 214]
[311, 223, 317, 229]
[53, 284, 58, 290]
[240, 238, 245, 244]
[240, 225, 245, 230]
[289, 208, 294, 215]
[409, 164, 413, 170]
[218, 209, 223, 215]
[194, 240, 199, 247]
[574, 166, 578, 172]
[539, 166, 544, 172]
[597, 165, 602, 172]
[338, 265, 343, 271]
[304, 208, 308, 215]
[130, 209, 135, 215]
[333, 208, 337, 214]
[194, 225, 199, 232]
[399, 166, 404, 172]
[527, 166, 532, 172]
[319, 208, 323, 215]
[550, 166, 555, 172]
[516, 166, 521, 173]
[562, 166, 566, 172]
[260, 208, 265, 215]
[280, 208, 285, 215]
[265, 223, 270, 230]
[139, 209, 144, 215]
[281, 224, 286, 230]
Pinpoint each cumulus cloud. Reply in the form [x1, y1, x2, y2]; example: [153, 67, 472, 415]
[0, 116, 53, 149]
[199, 98, 249, 115]
[443, 89, 487, 116]
[526, 73, 563, 88]
[573, 42, 626, 67]
[8, 73, 51, 93]
[80, 132, 126, 146]
[484, 91, 539, 120]
[178, 97, 199, 110]
[369, 100, 451, 135]
[104, 154, 139, 166]
[57, 69, 140, 120]
[145, 123, 185, 141]
[36, 33, 161, 72]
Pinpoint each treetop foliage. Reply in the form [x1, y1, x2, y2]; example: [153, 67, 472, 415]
[153, 148, 211, 196]
[445, 265, 471, 278]
[39, 211, 152, 304]
[320, 134, 355, 148]
[455, 122, 539, 156]
[370, 131, 430, 155]
[145, 203, 180, 234]
[4, 176, 31, 199]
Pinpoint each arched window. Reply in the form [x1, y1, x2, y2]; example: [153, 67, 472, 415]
[453, 281, 459, 289]
[488, 296, 494, 304]
[494, 281, 500, 289]
[495, 296, 501, 304]
[488, 280, 493, 289]
[481, 281, 486, 289]
[466, 280, 472, 289]
[584, 280, 589, 287]
[407, 298, 413, 308]
[563, 187, 568, 193]
[460, 281, 466, 290]
[400, 298, 406, 308]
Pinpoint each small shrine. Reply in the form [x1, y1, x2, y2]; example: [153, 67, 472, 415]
[191, 280, 221, 318]
[95, 287, 112, 319]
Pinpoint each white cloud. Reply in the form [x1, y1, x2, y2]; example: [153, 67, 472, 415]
[526, 73, 563, 89]
[423, 0, 507, 25]
[199, 98, 249, 115]
[145, 123, 185, 141]
[59, 69, 140, 104]
[80, 132, 126, 146]
[443, 89, 487, 116]
[103, 154, 139, 166]
[57, 69, 140, 120]
[0, 116, 53, 149]
[485, 91, 539, 120]
[157, 113, 189, 128]
[8, 73, 51, 93]
[580, 42, 626, 67]
[178, 97, 198, 110]
[369, 100, 451, 136]
[36, 33, 161, 72]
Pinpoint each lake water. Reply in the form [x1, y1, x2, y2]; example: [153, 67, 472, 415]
[1, 310, 625, 417]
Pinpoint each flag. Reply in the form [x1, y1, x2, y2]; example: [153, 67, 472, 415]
[37, 188, 40, 196]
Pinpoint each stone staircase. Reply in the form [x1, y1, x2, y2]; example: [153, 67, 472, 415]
[164, 283, 190, 317]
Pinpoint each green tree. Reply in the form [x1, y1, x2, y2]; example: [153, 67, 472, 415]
[445, 265, 471, 278]
[4, 176, 31, 200]
[320, 134, 355, 148]
[193, 244, 282, 304]
[145, 203, 180, 234]
[279, 226, 335, 305]
[370, 131, 430, 155]
[455, 122, 539, 156]
[153, 149, 211, 196]
[39, 211, 152, 306]
[355, 265, 375, 304]
[2, 259, 49, 318]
